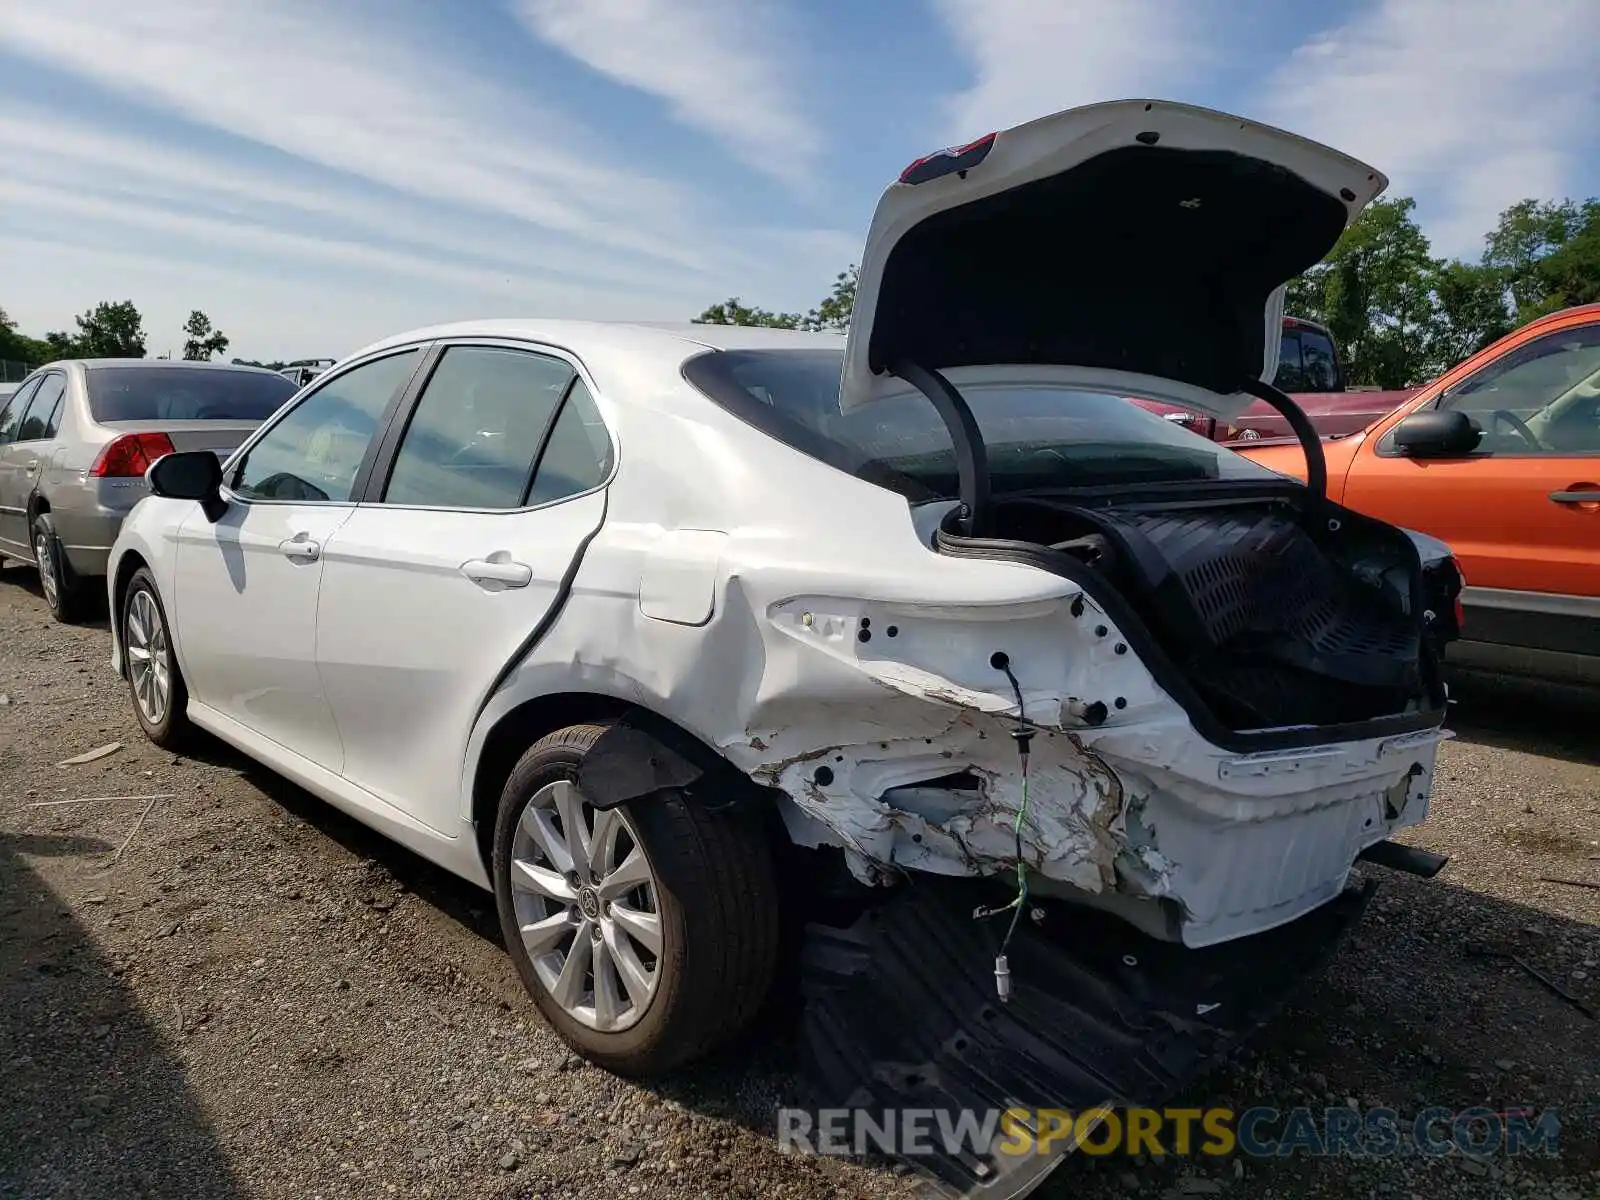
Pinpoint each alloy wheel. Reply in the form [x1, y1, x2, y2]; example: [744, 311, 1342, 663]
[508, 780, 663, 1032]
[125, 588, 172, 726]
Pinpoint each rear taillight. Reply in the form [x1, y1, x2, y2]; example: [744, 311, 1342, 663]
[89, 432, 177, 478]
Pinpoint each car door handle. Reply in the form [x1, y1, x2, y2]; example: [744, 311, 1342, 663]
[278, 537, 321, 561]
[461, 558, 532, 588]
[1550, 489, 1600, 507]
[25, 459, 39, 471]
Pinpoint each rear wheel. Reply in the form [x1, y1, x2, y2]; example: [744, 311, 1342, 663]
[32, 514, 90, 623]
[492, 723, 780, 1077]
[122, 568, 194, 749]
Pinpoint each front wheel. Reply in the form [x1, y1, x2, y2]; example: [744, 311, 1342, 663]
[122, 568, 194, 750]
[492, 723, 780, 1077]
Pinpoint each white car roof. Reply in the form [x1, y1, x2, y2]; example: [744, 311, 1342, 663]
[340, 320, 847, 419]
[353, 319, 844, 369]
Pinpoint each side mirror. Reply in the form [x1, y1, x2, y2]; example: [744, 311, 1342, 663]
[1391, 409, 1481, 459]
[148, 450, 227, 522]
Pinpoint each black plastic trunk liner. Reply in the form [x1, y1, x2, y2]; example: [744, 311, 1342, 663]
[796, 878, 1376, 1198]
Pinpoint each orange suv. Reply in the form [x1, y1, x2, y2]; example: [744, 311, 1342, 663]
[1236, 304, 1600, 685]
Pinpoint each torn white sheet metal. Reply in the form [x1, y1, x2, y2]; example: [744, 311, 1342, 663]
[710, 587, 1449, 948]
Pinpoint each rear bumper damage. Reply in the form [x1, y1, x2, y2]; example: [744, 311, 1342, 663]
[737, 660, 1444, 948]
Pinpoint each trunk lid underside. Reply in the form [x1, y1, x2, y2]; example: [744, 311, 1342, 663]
[839, 100, 1387, 420]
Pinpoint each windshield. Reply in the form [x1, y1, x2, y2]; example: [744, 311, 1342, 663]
[86, 366, 297, 422]
[683, 348, 1279, 501]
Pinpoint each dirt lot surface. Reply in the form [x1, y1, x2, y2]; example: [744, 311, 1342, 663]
[2, 564, 1597, 1200]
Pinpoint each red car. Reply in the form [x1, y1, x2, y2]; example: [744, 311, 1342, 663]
[1130, 316, 1417, 441]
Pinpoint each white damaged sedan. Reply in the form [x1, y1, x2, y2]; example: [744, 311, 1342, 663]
[107, 100, 1462, 1088]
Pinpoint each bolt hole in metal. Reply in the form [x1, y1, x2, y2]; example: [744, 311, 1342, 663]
[125, 589, 172, 725]
[508, 780, 662, 1033]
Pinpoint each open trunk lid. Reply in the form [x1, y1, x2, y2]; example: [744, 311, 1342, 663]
[839, 100, 1386, 420]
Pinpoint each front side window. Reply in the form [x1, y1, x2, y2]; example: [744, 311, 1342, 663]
[232, 350, 420, 502]
[0, 377, 42, 445]
[1439, 324, 1600, 454]
[683, 348, 1277, 502]
[383, 346, 574, 508]
[16, 375, 65, 441]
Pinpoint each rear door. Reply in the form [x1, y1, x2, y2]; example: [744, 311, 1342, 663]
[314, 341, 613, 835]
[1341, 317, 1600, 658]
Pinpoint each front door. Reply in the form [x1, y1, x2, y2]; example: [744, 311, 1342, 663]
[169, 348, 425, 768]
[1342, 318, 1600, 659]
[314, 343, 613, 834]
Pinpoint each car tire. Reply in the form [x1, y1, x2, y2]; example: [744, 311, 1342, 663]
[492, 723, 780, 1078]
[122, 567, 194, 750]
[31, 513, 91, 623]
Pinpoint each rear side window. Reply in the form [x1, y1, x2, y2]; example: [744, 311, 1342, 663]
[16, 375, 65, 441]
[382, 346, 576, 509]
[86, 366, 297, 422]
[524, 378, 614, 506]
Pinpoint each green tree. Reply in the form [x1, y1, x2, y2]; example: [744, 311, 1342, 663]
[1426, 260, 1512, 371]
[1292, 198, 1440, 388]
[695, 265, 860, 332]
[1523, 199, 1600, 314]
[53, 300, 147, 358]
[693, 297, 804, 328]
[802, 265, 858, 332]
[0, 306, 54, 371]
[1482, 199, 1584, 320]
[182, 309, 230, 360]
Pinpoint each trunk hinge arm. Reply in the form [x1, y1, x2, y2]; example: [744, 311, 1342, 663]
[1238, 377, 1329, 508]
[888, 358, 991, 538]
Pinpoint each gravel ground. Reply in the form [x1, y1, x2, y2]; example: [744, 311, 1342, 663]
[1, 563, 1597, 1200]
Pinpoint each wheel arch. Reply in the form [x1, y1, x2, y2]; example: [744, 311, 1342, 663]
[110, 548, 152, 652]
[467, 691, 770, 877]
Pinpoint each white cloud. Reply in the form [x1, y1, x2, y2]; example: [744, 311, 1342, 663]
[1262, 0, 1600, 259]
[930, 0, 1216, 142]
[0, 107, 710, 301]
[0, 2, 859, 351]
[0, 234, 486, 361]
[0, 177, 710, 360]
[513, 0, 821, 187]
[0, 0, 704, 265]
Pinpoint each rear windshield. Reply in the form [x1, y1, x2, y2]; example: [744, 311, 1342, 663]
[86, 366, 297, 422]
[682, 348, 1279, 501]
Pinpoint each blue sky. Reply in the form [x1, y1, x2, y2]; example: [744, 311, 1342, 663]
[2, 0, 1597, 361]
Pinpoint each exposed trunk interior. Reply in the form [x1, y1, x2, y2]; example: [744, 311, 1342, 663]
[936, 485, 1450, 739]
